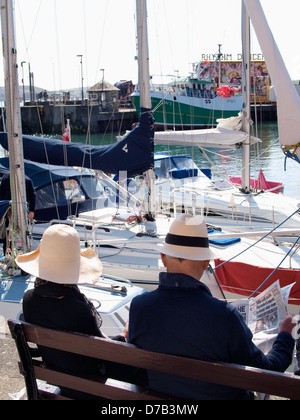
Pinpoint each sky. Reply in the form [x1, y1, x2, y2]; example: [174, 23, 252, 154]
[2, 0, 300, 92]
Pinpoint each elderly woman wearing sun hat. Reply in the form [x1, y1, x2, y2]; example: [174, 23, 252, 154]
[17, 224, 143, 398]
[128, 213, 296, 400]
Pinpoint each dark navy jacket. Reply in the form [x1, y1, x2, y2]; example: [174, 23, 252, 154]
[129, 272, 295, 400]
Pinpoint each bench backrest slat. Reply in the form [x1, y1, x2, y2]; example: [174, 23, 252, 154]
[33, 364, 163, 400]
[8, 320, 300, 400]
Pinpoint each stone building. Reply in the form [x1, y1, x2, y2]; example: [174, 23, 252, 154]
[87, 80, 119, 112]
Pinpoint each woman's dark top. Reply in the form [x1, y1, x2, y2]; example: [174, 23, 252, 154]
[22, 280, 144, 398]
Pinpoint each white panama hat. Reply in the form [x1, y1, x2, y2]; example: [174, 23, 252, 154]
[158, 214, 217, 261]
[16, 224, 103, 285]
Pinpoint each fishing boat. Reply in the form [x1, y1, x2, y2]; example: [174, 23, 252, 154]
[131, 77, 243, 129]
[131, 44, 243, 128]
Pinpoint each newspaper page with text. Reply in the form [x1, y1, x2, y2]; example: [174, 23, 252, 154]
[230, 280, 295, 352]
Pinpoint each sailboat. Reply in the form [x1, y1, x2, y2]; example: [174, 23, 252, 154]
[144, 0, 300, 233]
[152, 131, 300, 231]
[0, 0, 148, 337]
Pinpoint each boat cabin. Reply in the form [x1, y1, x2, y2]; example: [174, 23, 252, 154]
[0, 158, 110, 223]
[154, 153, 210, 180]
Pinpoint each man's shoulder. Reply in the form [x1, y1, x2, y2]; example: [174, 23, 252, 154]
[131, 289, 156, 306]
[207, 295, 247, 324]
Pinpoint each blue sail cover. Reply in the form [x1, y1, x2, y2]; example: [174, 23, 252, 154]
[0, 157, 86, 189]
[0, 108, 154, 178]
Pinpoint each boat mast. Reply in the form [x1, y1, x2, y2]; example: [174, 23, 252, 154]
[217, 44, 222, 88]
[241, 0, 251, 193]
[136, 0, 156, 220]
[1, 0, 29, 253]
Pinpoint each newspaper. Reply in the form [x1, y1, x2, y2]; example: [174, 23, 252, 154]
[230, 280, 295, 351]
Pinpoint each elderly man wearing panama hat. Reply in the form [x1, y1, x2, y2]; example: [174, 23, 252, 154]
[128, 214, 295, 400]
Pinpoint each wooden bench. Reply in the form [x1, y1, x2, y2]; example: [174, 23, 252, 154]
[7, 319, 300, 400]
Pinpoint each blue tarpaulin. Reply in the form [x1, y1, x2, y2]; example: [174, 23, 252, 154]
[0, 108, 154, 178]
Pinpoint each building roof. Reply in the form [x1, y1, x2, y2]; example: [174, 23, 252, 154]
[87, 80, 120, 92]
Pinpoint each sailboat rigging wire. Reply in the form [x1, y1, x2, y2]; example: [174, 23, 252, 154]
[198, 147, 239, 186]
[93, 0, 109, 84]
[8, 175, 16, 267]
[214, 206, 300, 270]
[248, 233, 300, 299]
[199, 146, 241, 163]
[151, 98, 164, 114]
[39, 135, 62, 220]
[250, 137, 280, 166]
[199, 136, 281, 192]
[16, 0, 43, 56]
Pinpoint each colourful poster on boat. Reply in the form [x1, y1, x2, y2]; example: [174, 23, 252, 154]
[198, 60, 271, 103]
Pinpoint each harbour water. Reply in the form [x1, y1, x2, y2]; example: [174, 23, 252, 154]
[70, 121, 300, 200]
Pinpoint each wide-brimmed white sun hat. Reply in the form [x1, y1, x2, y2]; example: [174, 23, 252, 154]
[16, 224, 103, 284]
[158, 214, 217, 261]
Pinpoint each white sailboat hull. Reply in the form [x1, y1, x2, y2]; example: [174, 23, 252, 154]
[0, 274, 147, 336]
[155, 176, 300, 231]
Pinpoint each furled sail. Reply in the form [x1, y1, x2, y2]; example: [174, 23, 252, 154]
[243, 0, 300, 163]
[154, 126, 260, 149]
[0, 108, 154, 177]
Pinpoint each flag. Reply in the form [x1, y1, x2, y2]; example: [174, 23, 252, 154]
[62, 119, 71, 142]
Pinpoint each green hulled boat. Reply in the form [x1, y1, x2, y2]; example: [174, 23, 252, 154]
[131, 78, 243, 128]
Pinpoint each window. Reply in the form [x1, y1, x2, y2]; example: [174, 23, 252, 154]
[80, 176, 106, 199]
[35, 179, 85, 209]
